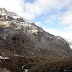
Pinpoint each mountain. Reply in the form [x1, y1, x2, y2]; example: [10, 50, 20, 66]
[0, 8, 71, 57]
[0, 8, 72, 72]
[68, 41, 72, 49]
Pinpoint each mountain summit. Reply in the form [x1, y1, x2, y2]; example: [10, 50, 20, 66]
[0, 8, 72, 57]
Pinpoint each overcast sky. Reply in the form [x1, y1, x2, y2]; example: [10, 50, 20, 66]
[0, 0, 72, 41]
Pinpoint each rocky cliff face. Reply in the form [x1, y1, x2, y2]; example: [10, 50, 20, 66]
[0, 8, 72, 57]
[68, 41, 72, 50]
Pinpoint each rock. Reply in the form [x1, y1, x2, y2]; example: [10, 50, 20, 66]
[0, 8, 72, 57]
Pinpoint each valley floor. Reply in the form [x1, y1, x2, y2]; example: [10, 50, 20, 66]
[0, 53, 72, 72]
[0, 48, 72, 72]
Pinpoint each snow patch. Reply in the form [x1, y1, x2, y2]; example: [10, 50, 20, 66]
[12, 16, 20, 19]
[0, 21, 11, 27]
[57, 36, 62, 40]
[4, 57, 9, 59]
[31, 29, 38, 34]
[0, 13, 6, 15]
[15, 27, 21, 30]
[69, 45, 72, 49]
[0, 56, 9, 60]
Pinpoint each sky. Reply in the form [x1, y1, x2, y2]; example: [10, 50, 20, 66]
[0, 0, 72, 41]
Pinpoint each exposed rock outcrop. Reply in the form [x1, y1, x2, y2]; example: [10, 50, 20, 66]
[0, 8, 72, 57]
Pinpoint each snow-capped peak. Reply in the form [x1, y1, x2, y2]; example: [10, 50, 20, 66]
[0, 8, 7, 13]
[0, 8, 29, 23]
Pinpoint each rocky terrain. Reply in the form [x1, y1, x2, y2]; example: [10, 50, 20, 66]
[0, 8, 72, 72]
[68, 41, 72, 49]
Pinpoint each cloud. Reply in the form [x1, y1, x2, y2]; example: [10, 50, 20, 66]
[45, 9, 72, 29]
[24, 0, 72, 20]
[24, 0, 59, 20]
[45, 14, 59, 24]
[0, 0, 72, 41]
[42, 27, 56, 34]
[58, 9, 72, 30]
[0, 0, 72, 20]
[42, 27, 72, 49]
[68, 25, 72, 29]
[42, 27, 72, 41]
[60, 9, 72, 25]
[0, 0, 72, 49]
[0, 0, 25, 20]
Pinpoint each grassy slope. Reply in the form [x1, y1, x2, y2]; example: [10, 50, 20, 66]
[0, 48, 72, 72]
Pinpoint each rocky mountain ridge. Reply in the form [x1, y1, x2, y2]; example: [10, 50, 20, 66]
[0, 8, 72, 57]
[68, 41, 72, 49]
[0, 8, 72, 72]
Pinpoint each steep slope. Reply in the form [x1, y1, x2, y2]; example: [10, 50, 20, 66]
[0, 8, 72, 57]
[68, 41, 72, 49]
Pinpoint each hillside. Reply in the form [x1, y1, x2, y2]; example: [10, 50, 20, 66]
[0, 8, 72, 72]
